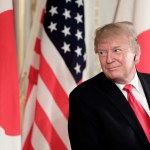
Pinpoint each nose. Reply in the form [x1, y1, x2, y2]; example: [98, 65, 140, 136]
[106, 51, 113, 63]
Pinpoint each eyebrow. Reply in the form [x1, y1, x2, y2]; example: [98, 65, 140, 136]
[112, 46, 121, 49]
[98, 46, 121, 51]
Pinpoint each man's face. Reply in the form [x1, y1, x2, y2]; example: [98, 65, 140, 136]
[97, 35, 140, 84]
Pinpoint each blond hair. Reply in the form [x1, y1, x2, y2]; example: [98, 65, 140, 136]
[94, 21, 140, 53]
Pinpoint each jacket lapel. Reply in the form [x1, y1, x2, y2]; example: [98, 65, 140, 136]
[138, 72, 150, 109]
[99, 73, 150, 147]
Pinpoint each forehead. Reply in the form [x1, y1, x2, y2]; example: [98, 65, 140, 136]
[97, 34, 129, 48]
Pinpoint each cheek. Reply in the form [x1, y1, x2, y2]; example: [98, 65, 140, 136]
[125, 54, 134, 63]
[123, 55, 135, 70]
[99, 57, 103, 65]
[99, 58, 106, 69]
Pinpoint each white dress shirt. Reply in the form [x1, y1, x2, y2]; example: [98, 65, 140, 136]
[115, 72, 150, 117]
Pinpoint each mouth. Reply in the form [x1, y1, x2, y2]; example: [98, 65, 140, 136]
[107, 66, 119, 71]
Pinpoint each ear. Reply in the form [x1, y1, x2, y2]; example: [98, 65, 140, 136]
[134, 54, 140, 64]
[134, 47, 141, 64]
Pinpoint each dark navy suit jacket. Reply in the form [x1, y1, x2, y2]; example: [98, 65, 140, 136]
[68, 72, 150, 150]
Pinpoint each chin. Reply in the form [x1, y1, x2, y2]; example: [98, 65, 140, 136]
[106, 73, 123, 82]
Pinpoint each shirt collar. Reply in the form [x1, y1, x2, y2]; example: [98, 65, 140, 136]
[115, 72, 139, 91]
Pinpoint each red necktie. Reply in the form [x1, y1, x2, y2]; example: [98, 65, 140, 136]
[123, 84, 150, 142]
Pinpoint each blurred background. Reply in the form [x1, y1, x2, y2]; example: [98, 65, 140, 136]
[15, 0, 120, 117]
[4, 0, 150, 149]
[15, 0, 150, 116]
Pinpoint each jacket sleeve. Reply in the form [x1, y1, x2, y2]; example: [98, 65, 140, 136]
[68, 89, 106, 150]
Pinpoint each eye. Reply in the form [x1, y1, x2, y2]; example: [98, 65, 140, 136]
[98, 50, 107, 57]
[113, 48, 121, 53]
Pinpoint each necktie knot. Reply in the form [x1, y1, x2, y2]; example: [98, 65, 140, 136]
[123, 84, 133, 93]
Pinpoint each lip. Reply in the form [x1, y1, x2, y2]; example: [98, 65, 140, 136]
[107, 66, 120, 70]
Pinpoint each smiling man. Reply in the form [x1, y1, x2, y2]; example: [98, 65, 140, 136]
[68, 21, 150, 150]
[95, 22, 141, 84]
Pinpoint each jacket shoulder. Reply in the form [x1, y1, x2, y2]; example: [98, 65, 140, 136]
[138, 72, 150, 81]
[70, 72, 106, 95]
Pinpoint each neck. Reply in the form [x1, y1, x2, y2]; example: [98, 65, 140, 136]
[115, 69, 137, 84]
